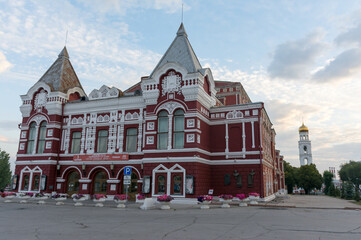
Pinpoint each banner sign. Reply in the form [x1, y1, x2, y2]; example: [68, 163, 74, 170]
[73, 154, 129, 162]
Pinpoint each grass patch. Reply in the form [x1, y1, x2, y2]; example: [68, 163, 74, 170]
[351, 201, 361, 206]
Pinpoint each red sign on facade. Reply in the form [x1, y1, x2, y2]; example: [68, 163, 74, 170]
[73, 154, 129, 162]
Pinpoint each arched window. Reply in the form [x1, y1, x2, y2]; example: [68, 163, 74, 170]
[157, 175, 166, 194]
[126, 128, 137, 152]
[97, 130, 108, 153]
[157, 111, 168, 149]
[173, 109, 184, 149]
[27, 122, 36, 154]
[71, 131, 82, 154]
[37, 121, 47, 153]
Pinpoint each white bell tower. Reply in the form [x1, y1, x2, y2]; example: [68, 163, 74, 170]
[298, 123, 312, 166]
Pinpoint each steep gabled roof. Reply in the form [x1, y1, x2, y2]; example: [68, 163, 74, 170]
[150, 23, 202, 77]
[36, 47, 84, 94]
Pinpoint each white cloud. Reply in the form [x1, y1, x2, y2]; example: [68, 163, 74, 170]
[335, 23, 361, 47]
[75, 0, 185, 15]
[312, 48, 361, 82]
[0, 52, 12, 73]
[0, 1, 161, 90]
[268, 30, 328, 80]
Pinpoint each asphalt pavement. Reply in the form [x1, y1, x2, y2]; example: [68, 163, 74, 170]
[1, 195, 360, 240]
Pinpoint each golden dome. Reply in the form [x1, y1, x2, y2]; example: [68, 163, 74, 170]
[299, 123, 309, 132]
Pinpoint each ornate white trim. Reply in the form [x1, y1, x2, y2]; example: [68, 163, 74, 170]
[157, 101, 185, 115]
[161, 70, 182, 96]
[89, 85, 120, 100]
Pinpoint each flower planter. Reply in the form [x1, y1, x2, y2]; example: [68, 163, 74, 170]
[239, 200, 248, 207]
[159, 201, 171, 210]
[114, 199, 127, 208]
[93, 198, 106, 207]
[54, 197, 67, 205]
[221, 199, 232, 208]
[249, 196, 259, 205]
[73, 198, 86, 206]
[200, 200, 211, 209]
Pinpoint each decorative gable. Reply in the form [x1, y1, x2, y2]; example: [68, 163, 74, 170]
[89, 85, 120, 100]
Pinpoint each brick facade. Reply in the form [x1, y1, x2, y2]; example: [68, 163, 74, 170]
[14, 24, 285, 200]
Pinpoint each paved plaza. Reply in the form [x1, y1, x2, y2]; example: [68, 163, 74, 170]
[1, 195, 361, 240]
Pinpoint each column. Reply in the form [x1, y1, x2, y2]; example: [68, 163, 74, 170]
[167, 114, 173, 150]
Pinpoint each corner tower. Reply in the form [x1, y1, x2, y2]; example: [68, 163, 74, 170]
[298, 123, 312, 166]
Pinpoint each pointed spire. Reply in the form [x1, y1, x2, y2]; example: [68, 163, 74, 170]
[58, 46, 69, 59]
[37, 47, 84, 94]
[149, 23, 201, 77]
[177, 23, 187, 37]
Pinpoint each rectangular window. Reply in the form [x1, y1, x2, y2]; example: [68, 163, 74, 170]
[126, 128, 137, 152]
[32, 174, 40, 191]
[71, 131, 81, 154]
[97, 130, 108, 153]
[37, 122, 47, 153]
[173, 175, 182, 195]
[157, 175, 166, 194]
[157, 111, 168, 150]
[27, 123, 36, 154]
[22, 175, 29, 191]
[173, 110, 184, 149]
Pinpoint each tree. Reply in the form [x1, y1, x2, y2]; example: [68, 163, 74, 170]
[344, 181, 354, 200]
[297, 164, 322, 194]
[284, 161, 298, 193]
[323, 171, 334, 195]
[339, 161, 361, 201]
[0, 148, 12, 191]
[329, 183, 336, 197]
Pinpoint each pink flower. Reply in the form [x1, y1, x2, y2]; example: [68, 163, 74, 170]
[137, 194, 146, 200]
[114, 194, 129, 200]
[93, 194, 107, 200]
[218, 194, 233, 200]
[236, 194, 246, 200]
[248, 192, 260, 197]
[197, 195, 213, 202]
[157, 195, 173, 202]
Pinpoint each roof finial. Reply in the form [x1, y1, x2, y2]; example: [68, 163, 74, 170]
[65, 29, 68, 47]
[181, 1, 184, 23]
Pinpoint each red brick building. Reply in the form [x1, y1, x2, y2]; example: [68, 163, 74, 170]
[14, 24, 285, 201]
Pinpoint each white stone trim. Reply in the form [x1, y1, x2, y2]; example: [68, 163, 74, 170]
[79, 179, 92, 183]
[60, 166, 83, 179]
[151, 163, 186, 198]
[87, 166, 111, 179]
[107, 179, 120, 184]
[184, 129, 201, 134]
[18, 166, 42, 193]
[15, 160, 57, 165]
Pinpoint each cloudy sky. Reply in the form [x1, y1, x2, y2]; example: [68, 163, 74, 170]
[1, 0, 361, 176]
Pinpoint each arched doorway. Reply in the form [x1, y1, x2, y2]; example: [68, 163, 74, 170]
[122, 172, 138, 201]
[93, 171, 107, 194]
[67, 171, 80, 196]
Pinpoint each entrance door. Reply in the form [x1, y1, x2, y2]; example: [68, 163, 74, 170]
[93, 171, 107, 194]
[67, 171, 80, 196]
[122, 172, 138, 201]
